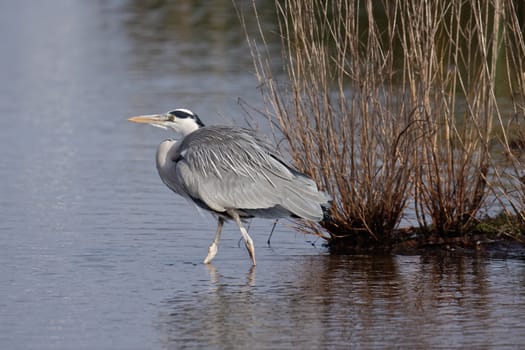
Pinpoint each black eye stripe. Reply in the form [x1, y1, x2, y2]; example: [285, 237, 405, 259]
[166, 109, 205, 128]
[168, 110, 193, 119]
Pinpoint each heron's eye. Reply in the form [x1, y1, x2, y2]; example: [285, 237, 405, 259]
[168, 109, 194, 119]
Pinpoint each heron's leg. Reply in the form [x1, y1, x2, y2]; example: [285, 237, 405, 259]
[204, 217, 224, 264]
[267, 219, 279, 246]
[227, 210, 256, 266]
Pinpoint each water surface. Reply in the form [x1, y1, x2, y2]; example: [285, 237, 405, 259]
[1, 1, 524, 349]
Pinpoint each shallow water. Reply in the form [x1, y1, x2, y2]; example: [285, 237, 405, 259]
[1, 1, 525, 349]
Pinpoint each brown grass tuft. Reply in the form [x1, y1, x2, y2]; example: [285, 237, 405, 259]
[241, 0, 525, 248]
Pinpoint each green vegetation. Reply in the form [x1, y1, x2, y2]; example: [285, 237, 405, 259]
[243, 0, 525, 251]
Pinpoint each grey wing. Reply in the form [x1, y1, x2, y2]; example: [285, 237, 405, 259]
[173, 128, 327, 221]
[177, 160, 281, 212]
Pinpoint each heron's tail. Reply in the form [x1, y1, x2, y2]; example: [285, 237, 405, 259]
[280, 174, 331, 222]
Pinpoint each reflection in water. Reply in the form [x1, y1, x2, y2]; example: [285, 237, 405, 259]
[158, 255, 525, 349]
[206, 263, 256, 287]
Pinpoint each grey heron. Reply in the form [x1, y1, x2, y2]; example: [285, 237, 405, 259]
[128, 109, 330, 266]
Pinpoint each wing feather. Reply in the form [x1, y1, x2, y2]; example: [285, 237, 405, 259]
[170, 126, 328, 219]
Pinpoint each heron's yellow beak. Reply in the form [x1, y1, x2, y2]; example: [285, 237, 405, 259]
[128, 114, 165, 124]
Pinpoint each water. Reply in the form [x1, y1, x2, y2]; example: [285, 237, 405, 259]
[0, 1, 524, 349]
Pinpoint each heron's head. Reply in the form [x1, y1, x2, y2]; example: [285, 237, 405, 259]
[128, 108, 205, 136]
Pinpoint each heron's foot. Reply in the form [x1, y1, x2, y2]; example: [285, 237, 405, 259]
[244, 238, 256, 266]
[203, 242, 218, 264]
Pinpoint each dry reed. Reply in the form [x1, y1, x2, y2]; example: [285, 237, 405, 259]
[488, 0, 525, 238]
[242, 0, 525, 247]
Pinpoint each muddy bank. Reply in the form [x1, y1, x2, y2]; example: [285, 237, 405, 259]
[327, 231, 525, 259]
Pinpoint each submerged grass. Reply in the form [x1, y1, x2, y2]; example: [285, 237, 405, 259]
[242, 0, 525, 251]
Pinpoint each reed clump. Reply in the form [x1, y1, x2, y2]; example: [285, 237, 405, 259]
[244, 0, 525, 250]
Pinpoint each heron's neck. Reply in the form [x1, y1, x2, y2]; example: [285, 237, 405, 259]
[156, 139, 177, 173]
